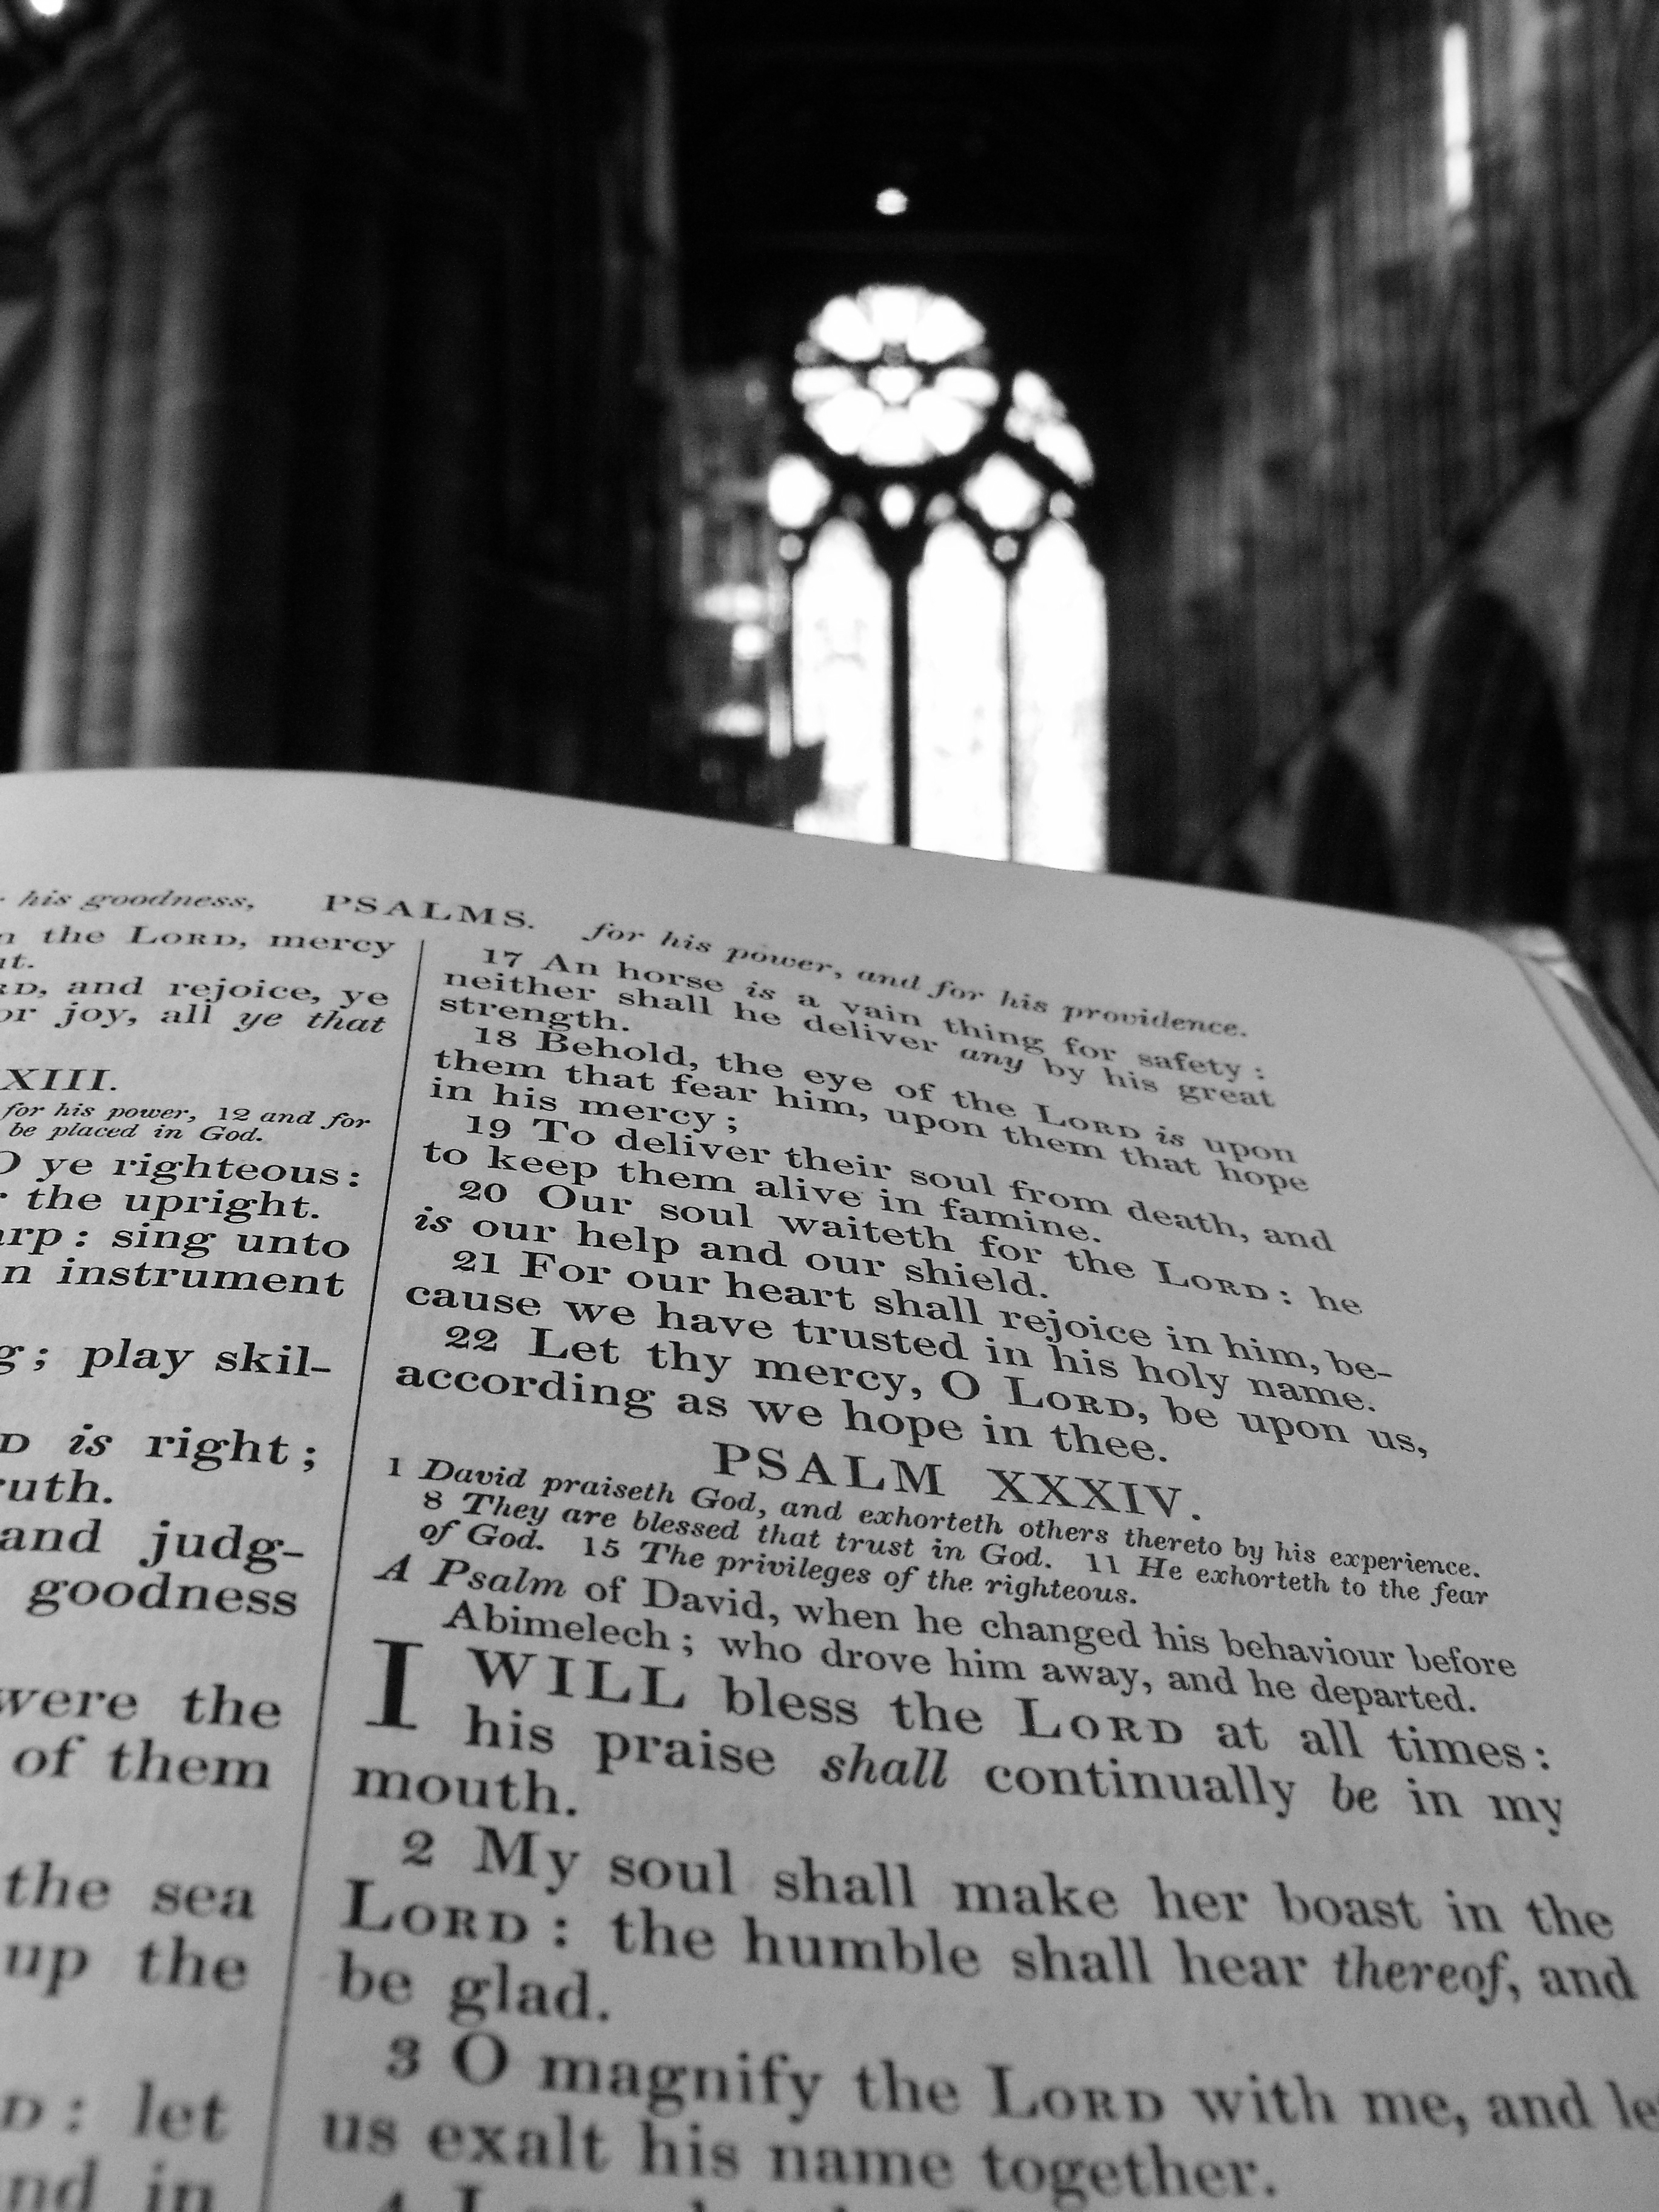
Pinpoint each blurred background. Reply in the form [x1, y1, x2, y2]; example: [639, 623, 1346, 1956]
[0, 0, 1656, 1059]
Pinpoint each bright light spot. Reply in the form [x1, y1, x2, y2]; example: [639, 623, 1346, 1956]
[1045, 422, 1094, 484]
[880, 486, 917, 529]
[703, 703, 766, 737]
[911, 389, 979, 456]
[731, 623, 771, 663]
[868, 364, 922, 406]
[993, 535, 1020, 564]
[696, 582, 767, 624]
[1005, 368, 1094, 483]
[811, 295, 882, 361]
[1012, 522, 1105, 869]
[767, 454, 833, 529]
[911, 525, 1008, 860]
[964, 454, 1047, 532]
[794, 520, 891, 845]
[865, 286, 923, 347]
[876, 187, 908, 216]
[908, 293, 984, 362]
[809, 385, 884, 456]
[793, 364, 856, 404]
[1442, 23, 1474, 217]
[936, 366, 999, 408]
[25, 0, 68, 18]
[859, 404, 931, 469]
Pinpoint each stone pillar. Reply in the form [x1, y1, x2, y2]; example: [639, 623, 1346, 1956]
[132, 115, 301, 765]
[19, 199, 108, 769]
[7, 0, 521, 786]
[79, 162, 163, 765]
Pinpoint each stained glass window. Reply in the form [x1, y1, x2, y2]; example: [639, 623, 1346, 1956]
[791, 520, 890, 843]
[911, 523, 1007, 859]
[1013, 523, 1108, 869]
[774, 286, 1105, 870]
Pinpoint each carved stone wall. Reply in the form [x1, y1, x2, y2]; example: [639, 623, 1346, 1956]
[1107, 0, 1659, 1061]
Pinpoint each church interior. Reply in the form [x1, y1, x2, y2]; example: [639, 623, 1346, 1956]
[1, 0, 1656, 1064]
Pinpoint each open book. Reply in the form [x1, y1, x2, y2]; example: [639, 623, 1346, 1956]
[2, 769, 1656, 2210]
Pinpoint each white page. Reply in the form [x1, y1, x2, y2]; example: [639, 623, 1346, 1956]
[1, 767, 1655, 2210]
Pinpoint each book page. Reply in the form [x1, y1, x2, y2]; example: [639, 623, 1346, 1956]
[1, 768, 1655, 2210]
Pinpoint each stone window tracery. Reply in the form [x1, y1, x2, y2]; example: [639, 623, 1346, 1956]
[771, 286, 1106, 869]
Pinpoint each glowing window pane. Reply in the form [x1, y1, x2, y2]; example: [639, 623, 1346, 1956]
[908, 293, 984, 361]
[868, 364, 922, 406]
[793, 364, 856, 404]
[910, 523, 1008, 860]
[1005, 367, 1094, 483]
[808, 386, 883, 455]
[964, 454, 1047, 531]
[766, 454, 831, 529]
[865, 286, 924, 347]
[860, 405, 932, 468]
[936, 366, 999, 407]
[1034, 420, 1094, 485]
[811, 295, 880, 360]
[910, 389, 979, 456]
[1011, 522, 1106, 870]
[1442, 24, 1473, 216]
[793, 520, 891, 845]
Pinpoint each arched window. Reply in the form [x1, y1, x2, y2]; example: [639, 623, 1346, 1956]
[770, 286, 1107, 870]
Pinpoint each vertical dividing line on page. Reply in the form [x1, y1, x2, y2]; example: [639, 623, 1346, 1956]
[258, 939, 426, 2211]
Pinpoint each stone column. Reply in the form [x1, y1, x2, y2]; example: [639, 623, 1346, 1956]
[132, 114, 301, 765]
[19, 199, 108, 769]
[79, 162, 164, 765]
[8, 0, 521, 785]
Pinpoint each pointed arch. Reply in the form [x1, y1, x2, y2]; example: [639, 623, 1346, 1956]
[1577, 358, 1659, 1060]
[1581, 361, 1659, 838]
[1408, 588, 1575, 929]
[1293, 744, 1396, 913]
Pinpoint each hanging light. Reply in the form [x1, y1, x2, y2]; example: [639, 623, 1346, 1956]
[0, 0, 90, 44]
